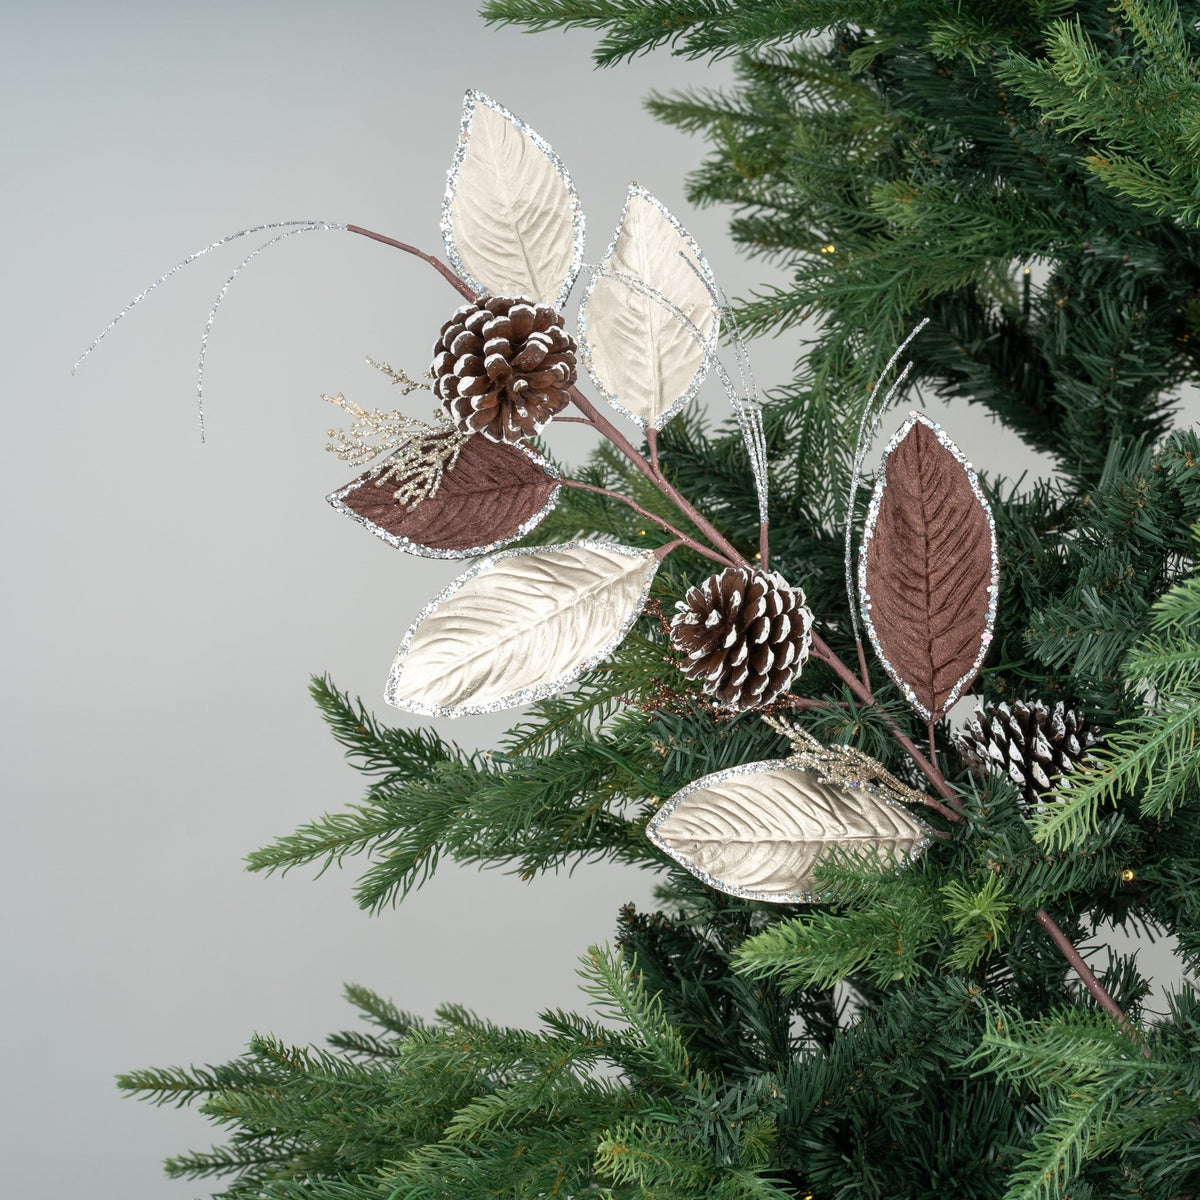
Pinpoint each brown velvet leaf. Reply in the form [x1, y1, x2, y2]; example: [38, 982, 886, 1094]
[328, 435, 560, 557]
[860, 414, 996, 720]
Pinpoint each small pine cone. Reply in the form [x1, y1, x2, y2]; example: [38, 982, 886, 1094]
[432, 296, 577, 445]
[954, 700, 1104, 813]
[670, 568, 814, 709]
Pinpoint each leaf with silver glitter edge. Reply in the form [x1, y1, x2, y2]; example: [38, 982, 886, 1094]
[857, 411, 999, 721]
[385, 541, 659, 717]
[442, 91, 585, 311]
[327, 441, 561, 560]
[578, 184, 720, 430]
[646, 758, 932, 904]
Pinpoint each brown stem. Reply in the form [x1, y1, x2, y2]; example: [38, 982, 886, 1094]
[345, 226, 474, 300]
[562, 480, 733, 568]
[759, 519, 769, 571]
[565, 385, 750, 568]
[855, 638, 873, 693]
[1034, 909, 1147, 1055]
[648, 427, 659, 473]
[927, 719, 939, 772]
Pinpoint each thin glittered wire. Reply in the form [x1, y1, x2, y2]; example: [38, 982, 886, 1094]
[595, 263, 769, 531]
[844, 319, 929, 643]
[679, 257, 770, 533]
[195, 222, 346, 439]
[72, 220, 335, 375]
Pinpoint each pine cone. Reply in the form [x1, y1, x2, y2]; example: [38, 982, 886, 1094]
[670, 568, 814, 709]
[954, 700, 1104, 813]
[432, 297, 577, 444]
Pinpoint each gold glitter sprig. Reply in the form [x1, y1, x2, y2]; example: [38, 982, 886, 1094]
[364, 356, 430, 394]
[323, 392, 472, 510]
[764, 715, 933, 809]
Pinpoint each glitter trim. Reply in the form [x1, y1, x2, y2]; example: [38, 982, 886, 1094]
[708, 278, 769, 534]
[645, 757, 933, 905]
[197, 222, 345, 439]
[385, 540, 659, 717]
[844, 319, 930, 644]
[326, 445, 562, 560]
[72, 219, 334, 375]
[857, 411, 999, 721]
[441, 90, 585, 312]
[577, 184, 720, 431]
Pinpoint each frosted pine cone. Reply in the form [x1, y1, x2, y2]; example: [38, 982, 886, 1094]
[670, 568, 814, 709]
[432, 297, 577, 444]
[954, 700, 1104, 813]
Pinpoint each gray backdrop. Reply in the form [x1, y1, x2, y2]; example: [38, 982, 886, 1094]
[3, 3, 1191, 1197]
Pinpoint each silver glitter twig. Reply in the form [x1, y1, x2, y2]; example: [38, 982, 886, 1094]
[196, 222, 345, 440]
[673, 254, 769, 558]
[708, 277, 769, 555]
[72, 220, 334, 374]
[844, 318, 930, 643]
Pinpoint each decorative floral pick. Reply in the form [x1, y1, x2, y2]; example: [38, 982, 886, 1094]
[76, 89, 1011, 907]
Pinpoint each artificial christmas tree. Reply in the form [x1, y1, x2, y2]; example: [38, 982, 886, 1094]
[118, 3, 1200, 1198]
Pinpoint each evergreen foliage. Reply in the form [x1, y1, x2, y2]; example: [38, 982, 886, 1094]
[124, 1, 1200, 1196]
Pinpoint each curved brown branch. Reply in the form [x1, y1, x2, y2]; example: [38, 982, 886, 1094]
[346, 226, 475, 300]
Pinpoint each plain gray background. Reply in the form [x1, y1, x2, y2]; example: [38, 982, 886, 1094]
[3, 3, 1193, 1197]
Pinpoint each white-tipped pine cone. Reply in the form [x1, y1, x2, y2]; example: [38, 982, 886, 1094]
[670, 568, 813, 709]
[432, 296, 577, 444]
[954, 699, 1104, 813]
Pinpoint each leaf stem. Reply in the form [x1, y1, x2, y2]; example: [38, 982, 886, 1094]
[565, 384, 749, 567]
[345, 226, 474, 300]
[855, 637, 873, 692]
[561, 479, 733, 568]
[1034, 909, 1149, 1057]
